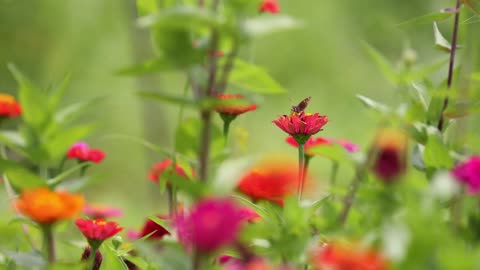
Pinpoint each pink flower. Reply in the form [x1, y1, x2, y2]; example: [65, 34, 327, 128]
[259, 0, 280, 14]
[175, 198, 244, 253]
[273, 112, 329, 138]
[238, 207, 262, 223]
[452, 156, 480, 194]
[67, 142, 106, 164]
[83, 204, 122, 219]
[88, 149, 106, 163]
[286, 136, 359, 156]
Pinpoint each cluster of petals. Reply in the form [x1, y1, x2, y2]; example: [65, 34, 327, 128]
[16, 188, 84, 224]
[259, 0, 280, 14]
[311, 243, 388, 270]
[214, 94, 257, 116]
[148, 158, 192, 184]
[83, 204, 123, 219]
[128, 215, 171, 240]
[67, 142, 106, 163]
[286, 136, 359, 156]
[237, 159, 298, 205]
[174, 198, 244, 253]
[75, 218, 123, 241]
[0, 93, 21, 117]
[451, 155, 480, 194]
[274, 112, 329, 137]
[370, 128, 408, 182]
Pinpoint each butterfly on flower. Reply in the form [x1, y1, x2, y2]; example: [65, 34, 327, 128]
[291, 96, 311, 114]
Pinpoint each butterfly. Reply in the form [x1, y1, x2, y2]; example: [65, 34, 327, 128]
[291, 96, 311, 114]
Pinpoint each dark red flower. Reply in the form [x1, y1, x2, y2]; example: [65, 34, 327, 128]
[311, 243, 388, 270]
[139, 216, 171, 240]
[81, 246, 103, 270]
[237, 159, 298, 205]
[274, 112, 328, 138]
[67, 142, 106, 163]
[88, 149, 106, 163]
[0, 94, 21, 117]
[148, 158, 191, 185]
[215, 94, 257, 116]
[75, 218, 123, 241]
[370, 128, 408, 182]
[259, 0, 280, 14]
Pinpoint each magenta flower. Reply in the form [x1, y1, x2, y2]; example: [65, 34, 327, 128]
[452, 156, 480, 194]
[175, 198, 244, 253]
[83, 204, 122, 219]
[67, 142, 90, 160]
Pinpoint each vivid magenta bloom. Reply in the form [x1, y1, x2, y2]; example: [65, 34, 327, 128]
[0, 94, 21, 117]
[273, 112, 329, 138]
[237, 159, 298, 205]
[148, 158, 191, 185]
[75, 218, 123, 241]
[371, 129, 408, 182]
[67, 142, 106, 163]
[83, 204, 122, 219]
[215, 94, 257, 116]
[286, 136, 359, 156]
[311, 243, 388, 270]
[16, 188, 84, 224]
[259, 0, 280, 13]
[452, 156, 480, 194]
[175, 198, 244, 253]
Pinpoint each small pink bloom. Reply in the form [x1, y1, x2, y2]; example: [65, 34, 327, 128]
[452, 156, 480, 194]
[335, 139, 360, 153]
[88, 149, 106, 163]
[83, 204, 122, 219]
[259, 0, 280, 14]
[67, 142, 90, 161]
[175, 198, 244, 253]
[286, 136, 359, 156]
[273, 112, 328, 137]
[238, 207, 262, 223]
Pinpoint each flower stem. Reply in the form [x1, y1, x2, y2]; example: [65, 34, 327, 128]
[330, 161, 339, 186]
[438, 0, 462, 131]
[198, 110, 212, 183]
[167, 185, 175, 217]
[43, 225, 56, 264]
[192, 250, 202, 270]
[88, 246, 99, 270]
[297, 143, 306, 201]
[338, 166, 366, 226]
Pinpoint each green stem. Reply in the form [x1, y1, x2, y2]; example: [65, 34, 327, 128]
[330, 161, 339, 186]
[297, 144, 306, 201]
[43, 225, 56, 264]
[88, 246, 99, 270]
[338, 166, 366, 226]
[192, 250, 202, 270]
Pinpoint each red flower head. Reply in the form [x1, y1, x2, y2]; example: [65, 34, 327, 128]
[175, 198, 244, 253]
[259, 0, 280, 14]
[81, 246, 103, 270]
[0, 94, 21, 118]
[274, 112, 328, 144]
[237, 159, 299, 205]
[141, 216, 171, 240]
[83, 204, 123, 219]
[215, 94, 257, 116]
[148, 158, 192, 185]
[370, 128, 408, 182]
[67, 142, 106, 163]
[286, 136, 360, 156]
[452, 156, 480, 194]
[75, 218, 123, 241]
[311, 243, 388, 270]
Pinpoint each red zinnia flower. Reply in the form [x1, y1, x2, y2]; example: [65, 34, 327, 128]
[237, 159, 298, 205]
[370, 128, 408, 182]
[259, 0, 280, 14]
[75, 218, 123, 241]
[311, 243, 388, 270]
[215, 94, 257, 116]
[83, 204, 122, 219]
[273, 112, 328, 138]
[67, 142, 106, 163]
[148, 158, 192, 185]
[0, 94, 21, 117]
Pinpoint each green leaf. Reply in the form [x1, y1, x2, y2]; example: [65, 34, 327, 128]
[100, 243, 128, 270]
[100, 134, 174, 157]
[45, 125, 96, 161]
[138, 91, 197, 108]
[116, 57, 176, 76]
[229, 60, 287, 94]
[362, 42, 397, 84]
[463, 0, 480, 14]
[0, 131, 28, 156]
[426, 88, 446, 125]
[241, 15, 302, 38]
[169, 172, 207, 199]
[8, 64, 50, 130]
[403, 58, 449, 82]
[1, 250, 46, 269]
[47, 162, 92, 186]
[48, 73, 72, 110]
[308, 144, 350, 162]
[356, 94, 391, 114]
[398, 10, 456, 27]
[174, 118, 224, 160]
[54, 97, 105, 125]
[433, 22, 452, 52]
[5, 167, 47, 190]
[136, 0, 158, 16]
[148, 216, 171, 232]
[138, 6, 223, 30]
[423, 134, 454, 170]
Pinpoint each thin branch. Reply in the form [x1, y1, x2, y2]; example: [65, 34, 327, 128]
[438, 0, 462, 131]
[338, 166, 366, 226]
[217, 41, 239, 93]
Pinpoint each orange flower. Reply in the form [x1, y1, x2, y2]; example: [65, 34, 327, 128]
[16, 188, 85, 224]
[215, 94, 257, 116]
[311, 243, 388, 270]
[0, 93, 21, 117]
[237, 159, 298, 205]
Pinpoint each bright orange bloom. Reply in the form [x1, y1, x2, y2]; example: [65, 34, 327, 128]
[215, 94, 257, 116]
[0, 93, 21, 117]
[237, 159, 298, 205]
[311, 243, 388, 270]
[16, 188, 84, 224]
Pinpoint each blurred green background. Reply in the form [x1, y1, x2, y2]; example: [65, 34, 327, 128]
[0, 0, 453, 229]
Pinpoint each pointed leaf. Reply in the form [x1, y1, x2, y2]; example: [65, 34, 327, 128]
[433, 22, 452, 52]
[356, 95, 391, 114]
[423, 134, 454, 170]
[362, 42, 397, 84]
[241, 15, 302, 38]
[117, 57, 176, 76]
[398, 10, 456, 27]
[229, 60, 287, 94]
[5, 167, 47, 191]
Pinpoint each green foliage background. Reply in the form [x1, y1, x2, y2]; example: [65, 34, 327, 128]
[0, 0, 462, 230]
